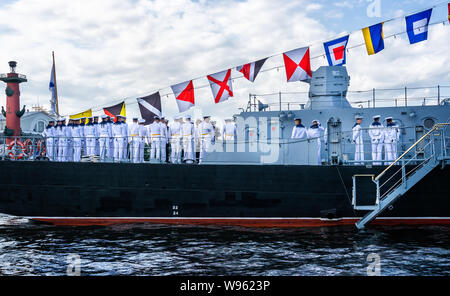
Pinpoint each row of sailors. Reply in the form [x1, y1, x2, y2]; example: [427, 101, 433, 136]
[42, 114, 237, 164]
[290, 115, 400, 165]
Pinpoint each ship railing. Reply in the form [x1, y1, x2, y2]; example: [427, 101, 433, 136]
[374, 122, 449, 201]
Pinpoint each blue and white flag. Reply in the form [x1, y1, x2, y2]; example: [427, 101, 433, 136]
[49, 64, 57, 114]
[405, 8, 432, 44]
[323, 35, 349, 66]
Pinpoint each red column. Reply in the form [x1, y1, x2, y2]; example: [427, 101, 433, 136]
[5, 73, 21, 140]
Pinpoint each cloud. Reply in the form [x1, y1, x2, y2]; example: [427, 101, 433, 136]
[0, 0, 448, 122]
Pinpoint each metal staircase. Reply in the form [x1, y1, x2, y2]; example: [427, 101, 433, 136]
[352, 123, 450, 229]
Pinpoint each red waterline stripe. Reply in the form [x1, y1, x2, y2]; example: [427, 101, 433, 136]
[28, 218, 450, 227]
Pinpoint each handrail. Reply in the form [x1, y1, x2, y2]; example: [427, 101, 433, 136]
[375, 122, 450, 181]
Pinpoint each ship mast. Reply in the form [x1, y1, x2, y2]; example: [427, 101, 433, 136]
[52, 51, 59, 116]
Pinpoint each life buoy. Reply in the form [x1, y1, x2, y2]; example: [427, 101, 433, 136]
[8, 140, 26, 160]
[24, 139, 33, 156]
[37, 139, 46, 157]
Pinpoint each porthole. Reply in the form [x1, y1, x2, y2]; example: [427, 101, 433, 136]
[423, 118, 435, 129]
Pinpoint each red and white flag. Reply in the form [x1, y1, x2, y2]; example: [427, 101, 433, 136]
[207, 69, 233, 104]
[236, 58, 267, 82]
[283, 47, 312, 82]
[171, 80, 195, 113]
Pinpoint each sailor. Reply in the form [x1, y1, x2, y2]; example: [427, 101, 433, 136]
[352, 115, 364, 165]
[198, 116, 215, 164]
[55, 118, 69, 162]
[98, 114, 112, 161]
[368, 115, 384, 165]
[384, 117, 400, 165]
[112, 115, 125, 162]
[129, 117, 140, 163]
[84, 117, 96, 156]
[43, 119, 56, 161]
[108, 116, 115, 159]
[222, 118, 237, 141]
[291, 118, 307, 139]
[160, 117, 168, 163]
[182, 115, 195, 164]
[194, 118, 202, 163]
[80, 117, 87, 156]
[138, 119, 148, 163]
[307, 120, 325, 165]
[169, 115, 183, 164]
[148, 116, 162, 162]
[93, 116, 100, 156]
[121, 116, 129, 161]
[71, 118, 82, 162]
[66, 119, 75, 162]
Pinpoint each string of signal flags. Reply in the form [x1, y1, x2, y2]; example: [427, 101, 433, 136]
[68, 2, 450, 124]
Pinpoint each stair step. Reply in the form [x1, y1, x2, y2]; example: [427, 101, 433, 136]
[354, 205, 379, 211]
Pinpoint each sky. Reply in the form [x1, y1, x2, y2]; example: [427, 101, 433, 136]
[0, 0, 449, 123]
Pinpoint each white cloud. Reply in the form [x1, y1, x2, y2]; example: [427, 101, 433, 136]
[0, 0, 448, 122]
[305, 3, 323, 12]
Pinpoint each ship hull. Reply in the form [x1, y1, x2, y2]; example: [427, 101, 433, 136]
[0, 161, 449, 227]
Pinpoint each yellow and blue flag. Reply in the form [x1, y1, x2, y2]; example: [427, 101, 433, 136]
[362, 22, 384, 55]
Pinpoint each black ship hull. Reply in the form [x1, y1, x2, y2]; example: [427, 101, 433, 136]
[0, 161, 449, 227]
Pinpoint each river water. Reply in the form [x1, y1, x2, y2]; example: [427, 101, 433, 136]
[0, 215, 448, 276]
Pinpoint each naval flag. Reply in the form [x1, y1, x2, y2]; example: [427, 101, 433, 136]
[137, 92, 162, 125]
[236, 58, 267, 82]
[49, 64, 57, 114]
[405, 9, 433, 44]
[104, 101, 126, 122]
[70, 109, 93, 120]
[207, 69, 233, 104]
[323, 35, 349, 66]
[171, 80, 195, 113]
[362, 22, 384, 55]
[282, 47, 312, 82]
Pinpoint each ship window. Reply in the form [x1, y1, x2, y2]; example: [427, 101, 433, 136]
[33, 120, 45, 133]
[424, 118, 435, 129]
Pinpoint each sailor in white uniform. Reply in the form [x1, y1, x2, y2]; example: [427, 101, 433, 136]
[198, 116, 215, 164]
[43, 120, 56, 161]
[291, 118, 307, 139]
[138, 119, 147, 163]
[129, 118, 140, 163]
[352, 115, 364, 165]
[121, 116, 129, 161]
[169, 116, 183, 164]
[148, 116, 163, 162]
[80, 117, 87, 156]
[84, 117, 96, 156]
[108, 116, 115, 159]
[160, 117, 168, 163]
[307, 120, 325, 165]
[55, 118, 69, 162]
[112, 115, 125, 162]
[71, 118, 82, 162]
[66, 119, 75, 162]
[93, 116, 100, 156]
[182, 115, 195, 164]
[222, 118, 237, 141]
[368, 115, 384, 165]
[384, 117, 400, 165]
[98, 114, 112, 161]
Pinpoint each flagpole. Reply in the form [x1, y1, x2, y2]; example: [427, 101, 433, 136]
[52, 51, 60, 116]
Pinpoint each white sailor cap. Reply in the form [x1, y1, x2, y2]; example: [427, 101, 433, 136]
[101, 114, 108, 119]
[355, 115, 363, 119]
[173, 115, 180, 120]
[138, 119, 146, 123]
[80, 117, 86, 120]
[185, 114, 191, 119]
[294, 118, 301, 121]
[385, 117, 393, 121]
[373, 115, 381, 119]
[312, 119, 319, 123]
[59, 117, 66, 121]
[154, 116, 160, 120]
[203, 115, 211, 119]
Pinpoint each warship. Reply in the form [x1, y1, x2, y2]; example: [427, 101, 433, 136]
[0, 62, 449, 229]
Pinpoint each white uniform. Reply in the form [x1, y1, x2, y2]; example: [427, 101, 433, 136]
[112, 122, 124, 162]
[98, 121, 112, 161]
[84, 123, 96, 156]
[160, 122, 168, 163]
[369, 121, 384, 165]
[352, 123, 364, 165]
[307, 124, 325, 165]
[129, 122, 140, 163]
[108, 121, 114, 159]
[384, 123, 400, 165]
[182, 121, 195, 164]
[291, 124, 307, 139]
[43, 125, 56, 161]
[138, 124, 148, 163]
[169, 121, 182, 164]
[56, 125, 69, 162]
[72, 123, 83, 162]
[80, 123, 86, 156]
[222, 122, 237, 141]
[148, 121, 163, 162]
[122, 122, 129, 161]
[66, 123, 75, 162]
[198, 121, 215, 164]
[93, 122, 100, 156]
